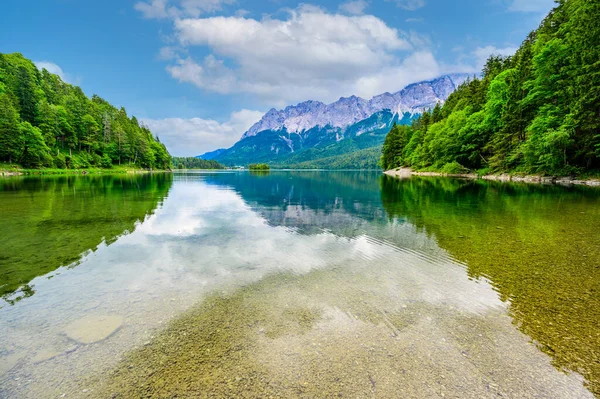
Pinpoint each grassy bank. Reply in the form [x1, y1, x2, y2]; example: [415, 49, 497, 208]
[0, 163, 170, 177]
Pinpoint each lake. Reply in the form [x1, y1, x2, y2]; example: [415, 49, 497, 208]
[0, 171, 599, 398]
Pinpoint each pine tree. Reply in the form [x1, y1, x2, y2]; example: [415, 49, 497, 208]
[16, 65, 39, 124]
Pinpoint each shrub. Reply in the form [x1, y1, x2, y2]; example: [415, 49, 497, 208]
[248, 163, 270, 171]
[100, 154, 113, 168]
[440, 161, 469, 174]
[54, 153, 66, 168]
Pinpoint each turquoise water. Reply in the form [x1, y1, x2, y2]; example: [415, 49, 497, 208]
[0, 171, 598, 398]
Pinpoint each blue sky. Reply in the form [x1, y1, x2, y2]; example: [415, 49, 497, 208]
[0, 0, 555, 155]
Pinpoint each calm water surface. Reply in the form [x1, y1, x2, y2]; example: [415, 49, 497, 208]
[0, 171, 599, 398]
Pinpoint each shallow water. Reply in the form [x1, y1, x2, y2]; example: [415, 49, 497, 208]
[0, 171, 598, 398]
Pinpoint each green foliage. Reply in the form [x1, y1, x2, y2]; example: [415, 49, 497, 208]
[248, 163, 270, 171]
[439, 161, 469, 174]
[381, 0, 600, 176]
[172, 157, 225, 169]
[284, 146, 383, 170]
[0, 52, 172, 169]
[53, 152, 66, 169]
[18, 121, 52, 168]
[381, 123, 413, 170]
[0, 92, 23, 163]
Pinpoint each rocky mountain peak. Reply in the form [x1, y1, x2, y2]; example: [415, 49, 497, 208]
[242, 74, 470, 140]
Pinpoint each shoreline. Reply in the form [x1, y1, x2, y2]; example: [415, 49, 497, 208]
[0, 168, 172, 177]
[384, 168, 600, 187]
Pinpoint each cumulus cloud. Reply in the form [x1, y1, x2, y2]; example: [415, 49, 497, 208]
[350, 51, 441, 98]
[34, 61, 74, 83]
[141, 109, 264, 156]
[160, 5, 447, 104]
[167, 55, 238, 94]
[339, 0, 369, 15]
[135, 0, 234, 19]
[174, 7, 409, 55]
[508, 0, 555, 13]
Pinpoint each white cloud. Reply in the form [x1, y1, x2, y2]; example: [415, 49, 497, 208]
[135, 0, 234, 19]
[350, 51, 441, 98]
[135, 0, 170, 18]
[158, 46, 179, 60]
[473, 45, 517, 70]
[141, 109, 264, 156]
[167, 55, 237, 94]
[339, 0, 369, 15]
[162, 5, 446, 104]
[509, 0, 555, 13]
[174, 7, 409, 55]
[34, 61, 73, 84]
[390, 0, 426, 11]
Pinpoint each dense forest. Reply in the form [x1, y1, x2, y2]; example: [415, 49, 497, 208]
[172, 157, 224, 169]
[382, 0, 599, 176]
[0, 53, 171, 169]
[280, 147, 382, 170]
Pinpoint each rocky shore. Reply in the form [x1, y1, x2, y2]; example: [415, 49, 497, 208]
[0, 170, 22, 176]
[384, 168, 600, 187]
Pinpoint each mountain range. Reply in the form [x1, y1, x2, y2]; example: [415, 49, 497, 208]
[200, 73, 470, 168]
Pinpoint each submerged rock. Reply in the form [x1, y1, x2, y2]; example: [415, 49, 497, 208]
[32, 349, 62, 364]
[63, 315, 123, 344]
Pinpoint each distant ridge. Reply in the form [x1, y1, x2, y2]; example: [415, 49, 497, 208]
[197, 148, 226, 160]
[242, 74, 470, 139]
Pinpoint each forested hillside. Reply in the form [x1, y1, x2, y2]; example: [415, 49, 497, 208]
[172, 157, 224, 169]
[382, 0, 599, 176]
[0, 53, 171, 169]
[281, 147, 383, 170]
